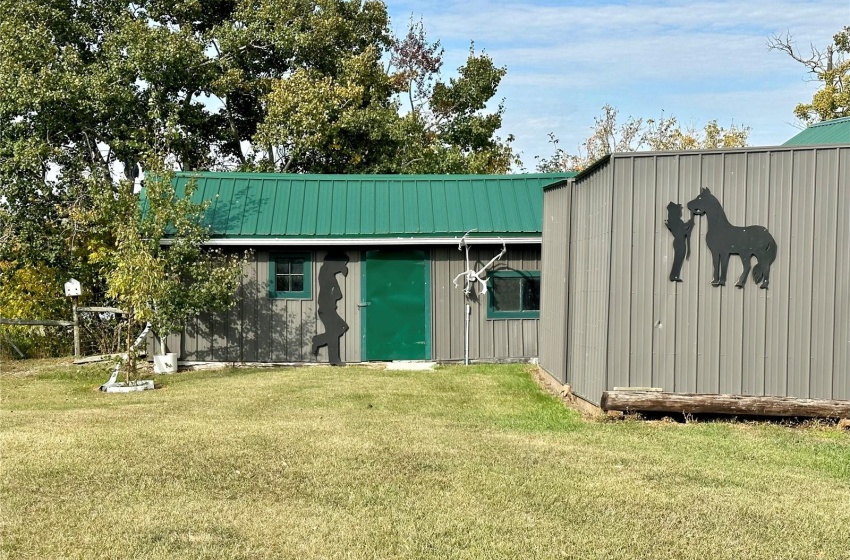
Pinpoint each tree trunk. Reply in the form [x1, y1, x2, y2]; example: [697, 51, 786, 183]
[601, 391, 850, 419]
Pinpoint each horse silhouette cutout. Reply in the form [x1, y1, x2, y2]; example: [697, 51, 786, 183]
[687, 188, 776, 289]
[311, 252, 350, 365]
[664, 202, 694, 282]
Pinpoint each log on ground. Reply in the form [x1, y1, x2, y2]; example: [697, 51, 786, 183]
[600, 391, 850, 419]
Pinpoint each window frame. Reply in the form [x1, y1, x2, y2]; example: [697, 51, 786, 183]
[486, 270, 541, 319]
[269, 252, 312, 300]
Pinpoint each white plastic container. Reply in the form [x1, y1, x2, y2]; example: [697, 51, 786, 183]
[153, 353, 178, 374]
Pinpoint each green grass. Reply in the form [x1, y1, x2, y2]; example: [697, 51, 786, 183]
[1, 359, 848, 559]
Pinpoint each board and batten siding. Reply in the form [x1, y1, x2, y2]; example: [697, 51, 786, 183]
[541, 146, 850, 406]
[171, 249, 361, 363]
[167, 244, 543, 364]
[431, 244, 542, 361]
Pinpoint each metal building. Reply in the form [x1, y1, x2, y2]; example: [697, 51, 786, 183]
[156, 172, 573, 364]
[539, 146, 850, 405]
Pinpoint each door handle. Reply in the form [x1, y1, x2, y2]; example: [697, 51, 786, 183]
[357, 302, 371, 307]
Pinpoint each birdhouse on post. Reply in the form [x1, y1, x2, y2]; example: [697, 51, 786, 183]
[64, 278, 81, 297]
[65, 278, 81, 357]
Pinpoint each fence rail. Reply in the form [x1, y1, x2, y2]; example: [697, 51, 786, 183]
[0, 318, 74, 327]
[77, 306, 126, 314]
[1, 306, 127, 358]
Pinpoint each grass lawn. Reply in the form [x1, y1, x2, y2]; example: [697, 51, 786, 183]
[1, 359, 848, 559]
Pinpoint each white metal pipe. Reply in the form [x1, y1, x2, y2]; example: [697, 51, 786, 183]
[100, 322, 152, 390]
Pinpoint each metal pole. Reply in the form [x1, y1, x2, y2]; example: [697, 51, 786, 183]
[463, 241, 471, 366]
[72, 296, 80, 358]
[464, 303, 470, 366]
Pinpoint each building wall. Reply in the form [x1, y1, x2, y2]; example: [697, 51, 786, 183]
[431, 244, 543, 361]
[169, 244, 543, 363]
[539, 182, 571, 382]
[568, 163, 613, 401]
[541, 146, 850, 405]
[172, 248, 362, 363]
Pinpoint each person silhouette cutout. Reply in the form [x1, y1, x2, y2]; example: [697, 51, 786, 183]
[311, 252, 349, 365]
[665, 202, 694, 282]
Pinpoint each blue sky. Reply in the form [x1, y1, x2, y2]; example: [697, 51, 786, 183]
[384, 0, 850, 169]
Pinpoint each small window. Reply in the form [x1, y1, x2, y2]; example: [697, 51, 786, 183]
[487, 271, 541, 319]
[269, 253, 312, 299]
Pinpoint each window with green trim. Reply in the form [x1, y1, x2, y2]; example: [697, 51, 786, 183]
[269, 253, 312, 299]
[487, 271, 541, 319]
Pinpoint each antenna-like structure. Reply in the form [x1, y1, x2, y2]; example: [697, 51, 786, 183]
[453, 231, 507, 364]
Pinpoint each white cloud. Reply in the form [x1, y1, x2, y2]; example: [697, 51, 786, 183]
[385, 0, 850, 168]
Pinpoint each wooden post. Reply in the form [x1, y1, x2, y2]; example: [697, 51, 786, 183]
[601, 390, 850, 419]
[72, 296, 80, 358]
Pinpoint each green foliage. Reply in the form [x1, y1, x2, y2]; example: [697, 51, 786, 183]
[0, 262, 72, 358]
[388, 28, 518, 174]
[0, 1, 515, 360]
[255, 46, 400, 173]
[537, 105, 750, 172]
[769, 27, 850, 124]
[104, 159, 244, 359]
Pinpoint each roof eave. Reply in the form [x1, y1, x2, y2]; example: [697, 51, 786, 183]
[162, 236, 542, 247]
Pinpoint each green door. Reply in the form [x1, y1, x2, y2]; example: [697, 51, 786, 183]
[361, 249, 431, 360]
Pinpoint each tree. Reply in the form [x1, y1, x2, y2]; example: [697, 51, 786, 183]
[768, 27, 850, 124]
[0, 3, 515, 265]
[103, 157, 243, 379]
[536, 105, 750, 172]
[387, 20, 518, 174]
[0, 3, 517, 357]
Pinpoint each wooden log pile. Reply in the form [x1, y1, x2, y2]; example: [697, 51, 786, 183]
[601, 390, 850, 419]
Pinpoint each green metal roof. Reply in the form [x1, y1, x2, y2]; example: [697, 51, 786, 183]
[783, 117, 850, 146]
[167, 172, 575, 241]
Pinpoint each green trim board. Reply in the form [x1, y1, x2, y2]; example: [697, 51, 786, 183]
[268, 252, 312, 299]
[487, 270, 541, 319]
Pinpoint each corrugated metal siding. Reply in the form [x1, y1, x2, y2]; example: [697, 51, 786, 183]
[431, 245, 542, 361]
[539, 181, 572, 383]
[740, 152, 770, 396]
[606, 158, 633, 390]
[833, 149, 850, 400]
[169, 173, 573, 239]
[568, 163, 612, 401]
[177, 249, 361, 363]
[542, 146, 850, 405]
[673, 154, 701, 392]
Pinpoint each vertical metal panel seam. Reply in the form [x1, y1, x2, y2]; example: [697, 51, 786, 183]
[716, 153, 725, 393]
[628, 158, 636, 387]
[807, 149, 819, 398]
[560, 184, 576, 384]
[761, 152, 772, 394]
[604, 164, 616, 394]
[579, 179, 588, 390]
[694, 155, 703, 391]
[564, 184, 576, 385]
[784, 152, 795, 395]
[740, 153, 749, 392]
[672, 154, 680, 392]
[831, 148, 846, 398]
[650, 155, 658, 387]
[568, 180, 574, 383]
